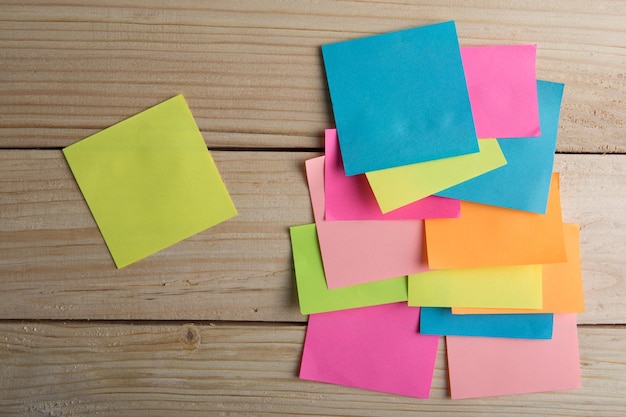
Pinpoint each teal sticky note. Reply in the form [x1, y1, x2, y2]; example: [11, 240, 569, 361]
[290, 224, 407, 315]
[419, 308, 553, 339]
[436, 80, 564, 214]
[322, 21, 478, 176]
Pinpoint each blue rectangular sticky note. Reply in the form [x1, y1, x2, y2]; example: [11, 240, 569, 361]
[420, 307, 553, 339]
[322, 21, 478, 176]
[436, 80, 564, 214]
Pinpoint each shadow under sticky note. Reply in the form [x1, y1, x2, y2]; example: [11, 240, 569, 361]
[300, 303, 439, 398]
[290, 224, 407, 315]
[324, 129, 460, 220]
[420, 307, 553, 339]
[408, 265, 542, 309]
[63, 95, 237, 268]
[446, 314, 581, 399]
[322, 21, 478, 175]
[425, 173, 566, 269]
[453, 223, 584, 315]
[306, 156, 428, 289]
[436, 80, 564, 214]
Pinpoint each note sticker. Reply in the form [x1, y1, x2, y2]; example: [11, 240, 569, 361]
[408, 265, 542, 309]
[306, 156, 428, 288]
[366, 138, 506, 213]
[425, 173, 566, 269]
[461, 44, 540, 138]
[420, 307, 553, 339]
[453, 224, 584, 314]
[437, 80, 564, 214]
[324, 129, 460, 220]
[447, 314, 581, 399]
[63, 95, 237, 268]
[290, 224, 407, 315]
[322, 21, 478, 175]
[300, 303, 439, 398]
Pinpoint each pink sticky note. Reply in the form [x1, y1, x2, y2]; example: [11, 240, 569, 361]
[306, 156, 428, 288]
[324, 129, 460, 220]
[461, 44, 540, 138]
[300, 302, 439, 398]
[447, 314, 581, 399]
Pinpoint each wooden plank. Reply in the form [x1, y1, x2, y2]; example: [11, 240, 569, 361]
[0, 150, 624, 324]
[0, 322, 624, 416]
[0, 150, 315, 322]
[0, 0, 624, 152]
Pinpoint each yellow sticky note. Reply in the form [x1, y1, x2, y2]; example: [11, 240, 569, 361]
[365, 138, 506, 213]
[63, 95, 237, 268]
[408, 265, 542, 308]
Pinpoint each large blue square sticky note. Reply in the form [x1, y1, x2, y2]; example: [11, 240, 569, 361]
[436, 80, 564, 214]
[420, 307, 553, 339]
[322, 21, 479, 176]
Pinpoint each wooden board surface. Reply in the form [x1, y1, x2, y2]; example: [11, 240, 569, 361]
[0, 0, 625, 152]
[1, 1, 625, 416]
[0, 151, 624, 324]
[1, 322, 625, 416]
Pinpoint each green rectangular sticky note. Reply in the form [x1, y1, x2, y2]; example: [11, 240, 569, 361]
[63, 95, 237, 268]
[290, 224, 407, 315]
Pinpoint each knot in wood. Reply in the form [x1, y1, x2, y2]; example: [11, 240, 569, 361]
[180, 324, 200, 348]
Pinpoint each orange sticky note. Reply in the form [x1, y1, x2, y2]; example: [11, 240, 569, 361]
[453, 223, 584, 314]
[425, 173, 566, 269]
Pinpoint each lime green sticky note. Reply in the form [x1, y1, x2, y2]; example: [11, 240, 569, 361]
[290, 224, 407, 315]
[408, 265, 542, 308]
[365, 138, 506, 213]
[63, 95, 237, 268]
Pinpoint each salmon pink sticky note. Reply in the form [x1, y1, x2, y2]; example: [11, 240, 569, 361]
[289, 223, 408, 315]
[461, 44, 540, 138]
[300, 303, 439, 398]
[306, 156, 428, 289]
[447, 314, 581, 399]
[324, 129, 460, 220]
[425, 173, 566, 269]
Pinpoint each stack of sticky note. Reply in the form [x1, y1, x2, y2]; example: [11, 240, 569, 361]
[290, 21, 585, 399]
[64, 95, 237, 269]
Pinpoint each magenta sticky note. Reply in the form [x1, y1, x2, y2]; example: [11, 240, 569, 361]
[447, 314, 581, 399]
[306, 156, 428, 288]
[461, 44, 540, 139]
[300, 302, 439, 398]
[324, 129, 461, 220]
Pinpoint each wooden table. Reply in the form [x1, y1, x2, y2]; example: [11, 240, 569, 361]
[1, 2, 625, 415]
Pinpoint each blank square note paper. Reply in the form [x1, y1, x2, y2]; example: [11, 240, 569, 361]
[322, 21, 478, 175]
[447, 314, 581, 399]
[461, 44, 540, 139]
[63, 95, 237, 268]
[300, 303, 439, 398]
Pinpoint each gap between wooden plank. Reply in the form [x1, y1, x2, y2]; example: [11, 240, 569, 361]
[1, 146, 616, 160]
[2, 146, 625, 155]
[0, 319, 621, 330]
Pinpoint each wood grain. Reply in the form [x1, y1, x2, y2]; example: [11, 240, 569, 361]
[0, 0, 624, 152]
[1, 150, 624, 324]
[0, 322, 624, 416]
[1, 3, 624, 414]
